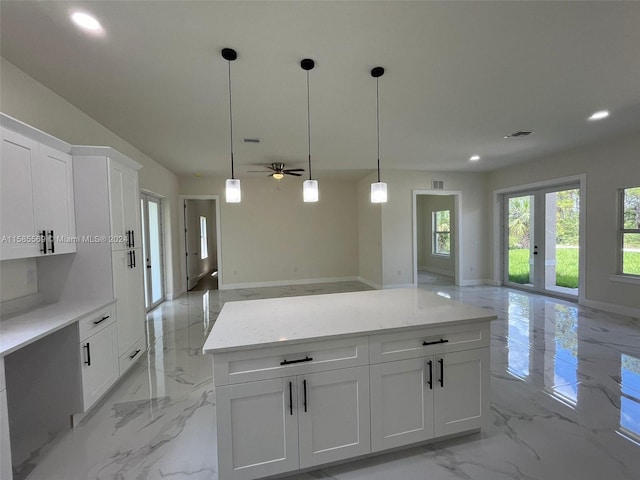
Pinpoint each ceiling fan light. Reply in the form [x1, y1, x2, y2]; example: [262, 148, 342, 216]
[273, 172, 284, 180]
[303, 179, 319, 203]
[225, 178, 241, 203]
[371, 182, 388, 203]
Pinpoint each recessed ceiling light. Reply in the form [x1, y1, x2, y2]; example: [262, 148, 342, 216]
[71, 11, 103, 33]
[588, 110, 609, 121]
[469, 155, 480, 162]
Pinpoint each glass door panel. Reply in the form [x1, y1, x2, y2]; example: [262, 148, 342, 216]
[141, 193, 164, 311]
[506, 195, 535, 287]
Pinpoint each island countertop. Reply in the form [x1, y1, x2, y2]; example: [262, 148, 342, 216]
[203, 288, 496, 354]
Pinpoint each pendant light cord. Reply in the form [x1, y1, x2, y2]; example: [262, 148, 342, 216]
[376, 77, 380, 183]
[306, 69, 312, 180]
[227, 59, 235, 179]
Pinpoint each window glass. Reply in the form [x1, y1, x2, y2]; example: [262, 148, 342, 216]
[200, 216, 208, 259]
[622, 187, 640, 275]
[433, 210, 451, 256]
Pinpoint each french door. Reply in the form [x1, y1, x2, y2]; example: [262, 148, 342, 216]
[503, 184, 580, 297]
[140, 193, 165, 311]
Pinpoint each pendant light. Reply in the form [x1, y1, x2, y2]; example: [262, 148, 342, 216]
[222, 48, 241, 203]
[370, 66, 387, 203]
[301, 58, 318, 202]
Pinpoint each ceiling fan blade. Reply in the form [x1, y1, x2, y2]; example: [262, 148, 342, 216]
[284, 168, 305, 172]
[286, 172, 303, 176]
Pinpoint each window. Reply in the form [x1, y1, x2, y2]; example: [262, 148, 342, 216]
[620, 186, 640, 275]
[432, 210, 451, 256]
[200, 216, 208, 259]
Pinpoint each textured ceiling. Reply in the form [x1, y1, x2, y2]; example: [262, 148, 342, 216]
[2, 1, 640, 179]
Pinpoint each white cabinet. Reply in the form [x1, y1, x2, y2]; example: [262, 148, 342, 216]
[217, 366, 370, 480]
[0, 359, 12, 480]
[78, 308, 119, 411]
[0, 127, 76, 260]
[109, 162, 141, 252]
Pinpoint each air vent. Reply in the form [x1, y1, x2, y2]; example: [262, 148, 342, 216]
[432, 180, 444, 190]
[243, 138, 260, 144]
[504, 130, 534, 138]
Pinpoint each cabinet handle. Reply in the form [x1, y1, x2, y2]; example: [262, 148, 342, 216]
[303, 379, 308, 413]
[49, 230, 55, 253]
[129, 349, 141, 359]
[427, 360, 433, 389]
[84, 343, 91, 366]
[423, 338, 449, 346]
[126, 230, 131, 248]
[131, 230, 135, 248]
[40, 230, 47, 254]
[127, 251, 132, 268]
[438, 358, 444, 388]
[132, 250, 136, 268]
[93, 315, 110, 325]
[280, 356, 313, 366]
[289, 381, 293, 416]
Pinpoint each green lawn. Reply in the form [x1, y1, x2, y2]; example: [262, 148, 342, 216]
[509, 248, 640, 287]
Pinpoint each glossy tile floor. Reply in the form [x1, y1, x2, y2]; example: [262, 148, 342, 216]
[18, 281, 640, 480]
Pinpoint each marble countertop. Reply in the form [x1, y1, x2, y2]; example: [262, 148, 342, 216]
[0, 298, 116, 357]
[203, 288, 496, 354]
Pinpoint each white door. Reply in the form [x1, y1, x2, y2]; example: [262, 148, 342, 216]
[140, 193, 164, 311]
[113, 249, 145, 355]
[433, 348, 489, 437]
[370, 357, 434, 452]
[216, 377, 299, 480]
[109, 162, 127, 251]
[297, 366, 370, 468]
[80, 324, 119, 410]
[32, 144, 76, 254]
[0, 128, 40, 259]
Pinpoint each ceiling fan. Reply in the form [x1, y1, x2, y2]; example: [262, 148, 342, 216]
[248, 163, 305, 180]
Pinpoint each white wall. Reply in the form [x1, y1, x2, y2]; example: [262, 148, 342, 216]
[417, 195, 455, 275]
[488, 130, 640, 312]
[179, 175, 359, 288]
[0, 57, 182, 300]
[357, 172, 383, 288]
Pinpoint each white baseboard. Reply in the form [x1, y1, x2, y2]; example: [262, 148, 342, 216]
[418, 267, 454, 277]
[458, 279, 493, 287]
[220, 276, 362, 291]
[580, 298, 640, 318]
[382, 283, 416, 289]
[357, 277, 382, 290]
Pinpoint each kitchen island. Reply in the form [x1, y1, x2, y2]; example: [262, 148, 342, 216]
[203, 288, 495, 480]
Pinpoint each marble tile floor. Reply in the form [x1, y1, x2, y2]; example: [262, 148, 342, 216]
[17, 282, 640, 480]
[417, 269, 454, 287]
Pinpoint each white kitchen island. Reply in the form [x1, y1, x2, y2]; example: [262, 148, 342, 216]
[203, 288, 496, 480]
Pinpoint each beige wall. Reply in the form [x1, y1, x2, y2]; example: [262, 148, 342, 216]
[380, 170, 489, 287]
[417, 195, 455, 275]
[179, 175, 359, 288]
[0, 57, 182, 300]
[488, 130, 640, 311]
[357, 172, 383, 288]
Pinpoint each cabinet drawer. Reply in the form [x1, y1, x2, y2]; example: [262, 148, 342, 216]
[213, 336, 369, 386]
[369, 322, 490, 364]
[78, 306, 116, 341]
[118, 337, 146, 375]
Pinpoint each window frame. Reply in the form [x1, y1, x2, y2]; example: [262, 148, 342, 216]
[200, 215, 208, 260]
[432, 209, 451, 257]
[619, 186, 640, 277]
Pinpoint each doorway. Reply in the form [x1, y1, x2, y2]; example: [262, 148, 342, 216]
[503, 184, 581, 297]
[184, 199, 219, 291]
[140, 193, 165, 311]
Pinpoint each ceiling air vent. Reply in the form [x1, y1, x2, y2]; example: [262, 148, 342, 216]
[432, 180, 444, 190]
[504, 130, 534, 139]
[243, 138, 260, 144]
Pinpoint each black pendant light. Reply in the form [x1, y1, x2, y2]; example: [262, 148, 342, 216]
[370, 66, 387, 203]
[222, 47, 241, 203]
[301, 58, 318, 202]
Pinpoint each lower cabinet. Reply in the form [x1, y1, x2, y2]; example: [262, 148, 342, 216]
[216, 366, 370, 480]
[370, 348, 489, 452]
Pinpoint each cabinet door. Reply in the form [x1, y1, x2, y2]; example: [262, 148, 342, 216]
[298, 366, 370, 468]
[122, 168, 141, 249]
[108, 162, 127, 251]
[113, 249, 145, 356]
[434, 348, 489, 437]
[80, 324, 119, 410]
[370, 358, 434, 452]
[32, 144, 76, 254]
[216, 377, 299, 480]
[0, 128, 40, 259]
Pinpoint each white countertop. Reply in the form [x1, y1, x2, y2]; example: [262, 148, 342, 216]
[0, 298, 116, 357]
[203, 288, 496, 354]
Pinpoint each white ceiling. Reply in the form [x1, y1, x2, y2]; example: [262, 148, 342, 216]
[2, 1, 640, 180]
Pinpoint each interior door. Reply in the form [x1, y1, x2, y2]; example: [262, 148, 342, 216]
[504, 185, 580, 297]
[184, 200, 200, 290]
[140, 193, 165, 311]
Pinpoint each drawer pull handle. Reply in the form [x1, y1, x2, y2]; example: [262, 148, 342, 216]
[289, 382, 293, 416]
[280, 356, 313, 365]
[129, 349, 141, 359]
[84, 343, 91, 366]
[427, 360, 433, 389]
[93, 315, 110, 325]
[438, 358, 444, 388]
[303, 379, 308, 412]
[423, 338, 449, 346]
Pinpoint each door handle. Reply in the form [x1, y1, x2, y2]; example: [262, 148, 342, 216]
[438, 358, 444, 388]
[48, 230, 55, 253]
[427, 360, 433, 389]
[303, 379, 308, 413]
[84, 343, 91, 366]
[40, 230, 47, 254]
[132, 250, 136, 268]
[289, 381, 293, 416]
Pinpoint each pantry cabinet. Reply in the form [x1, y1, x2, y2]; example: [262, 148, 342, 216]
[0, 126, 76, 260]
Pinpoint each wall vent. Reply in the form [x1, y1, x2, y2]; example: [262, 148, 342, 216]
[243, 138, 260, 143]
[432, 180, 444, 190]
[504, 130, 534, 138]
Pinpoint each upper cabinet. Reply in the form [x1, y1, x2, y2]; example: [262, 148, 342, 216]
[0, 125, 76, 260]
[108, 161, 141, 251]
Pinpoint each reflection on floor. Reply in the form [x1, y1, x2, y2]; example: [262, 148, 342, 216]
[189, 270, 219, 291]
[18, 282, 640, 480]
[417, 268, 454, 286]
